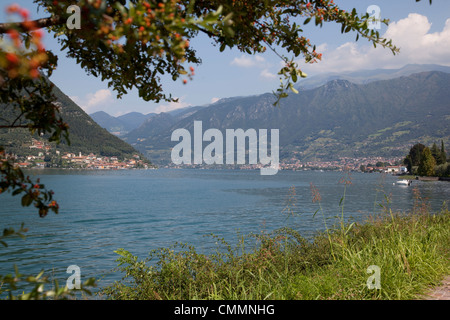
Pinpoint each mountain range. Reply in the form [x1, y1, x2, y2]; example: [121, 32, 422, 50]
[89, 111, 155, 136]
[5, 64, 446, 167]
[90, 106, 206, 136]
[92, 64, 450, 133]
[296, 64, 450, 90]
[113, 68, 450, 165]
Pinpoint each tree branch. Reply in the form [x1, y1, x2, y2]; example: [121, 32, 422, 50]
[197, 26, 217, 38]
[0, 125, 28, 129]
[0, 15, 64, 33]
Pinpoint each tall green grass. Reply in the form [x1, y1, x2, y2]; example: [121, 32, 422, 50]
[101, 183, 450, 300]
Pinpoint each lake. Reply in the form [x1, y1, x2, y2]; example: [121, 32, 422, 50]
[0, 169, 448, 293]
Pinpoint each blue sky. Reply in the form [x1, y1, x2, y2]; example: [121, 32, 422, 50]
[2, 0, 450, 116]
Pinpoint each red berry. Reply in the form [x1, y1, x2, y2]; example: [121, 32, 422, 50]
[19, 8, 29, 19]
[6, 4, 19, 14]
[33, 29, 44, 39]
[30, 68, 40, 79]
[7, 29, 19, 40]
[5, 53, 19, 64]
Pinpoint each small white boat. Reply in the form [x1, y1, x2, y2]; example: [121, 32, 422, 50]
[397, 179, 412, 186]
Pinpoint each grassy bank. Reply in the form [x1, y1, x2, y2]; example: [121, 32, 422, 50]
[101, 204, 449, 300]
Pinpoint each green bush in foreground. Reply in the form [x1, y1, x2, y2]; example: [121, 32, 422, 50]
[101, 208, 450, 300]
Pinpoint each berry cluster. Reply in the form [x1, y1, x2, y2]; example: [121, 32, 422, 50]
[0, 4, 48, 80]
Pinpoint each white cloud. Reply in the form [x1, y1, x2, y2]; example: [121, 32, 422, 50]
[260, 68, 277, 80]
[230, 55, 266, 68]
[85, 89, 113, 108]
[210, 97, 220, 104]
[154, 97, 191, 114]
[301, 14, 450, 74]
[70, 89, 113, 113]
[231, 54, 281, 81]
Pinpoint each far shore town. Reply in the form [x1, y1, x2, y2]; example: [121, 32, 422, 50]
[164, 156, 408, 174]
[1, 138, 149, 169]
[13, 151, 150, 170]
[9, 139, 408, 172]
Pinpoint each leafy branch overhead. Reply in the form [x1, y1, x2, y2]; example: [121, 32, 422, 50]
[3, 0, 403, 105]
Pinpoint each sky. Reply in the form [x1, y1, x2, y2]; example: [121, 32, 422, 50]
[2, 0, 450, 116]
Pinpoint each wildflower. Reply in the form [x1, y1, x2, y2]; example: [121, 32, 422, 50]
[310, 183, 321, 203]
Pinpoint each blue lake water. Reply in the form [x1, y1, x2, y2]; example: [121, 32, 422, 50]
[0, 169, 448, 293]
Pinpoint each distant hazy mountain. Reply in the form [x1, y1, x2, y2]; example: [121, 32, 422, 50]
[122, 71, 450, 165]
[297, 64, 450, 90]
[90, 111, 155, 135]
[90, 106, 205, 136]
[89, 111, 126, 134]
[117, 112, 156, 132]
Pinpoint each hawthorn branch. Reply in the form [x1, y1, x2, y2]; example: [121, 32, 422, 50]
[197, 26, 217, 38]
[0, 15, 65, 33]
[10, 110, 26, 128]
[0, 125, 28, 129]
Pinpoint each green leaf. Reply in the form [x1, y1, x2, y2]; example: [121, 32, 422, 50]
[345, 222, 356, 235]
[21, 194, 33, 207]
[2, 228, 14, 237]
[12, 188, 23, 196]
[291, 72, 298, 83]
[289, 83, 299, 94]
[313, 209, 320, 218]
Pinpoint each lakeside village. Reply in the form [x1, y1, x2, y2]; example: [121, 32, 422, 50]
[13, 139, 407, 173]
[12, 139, 150, 170]
[164, 156, 408, 174]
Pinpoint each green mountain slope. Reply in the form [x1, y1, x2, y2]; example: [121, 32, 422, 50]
[0, 82, 145, 160]
[123, 71, 450, 165]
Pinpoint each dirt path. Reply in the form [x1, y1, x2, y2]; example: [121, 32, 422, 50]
[420, 276, 450, 300]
